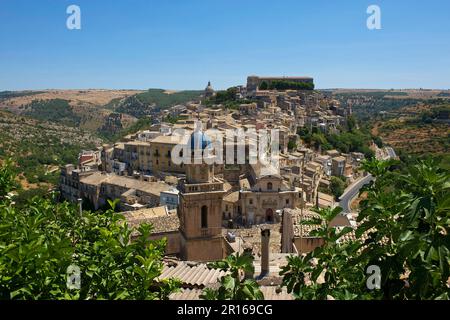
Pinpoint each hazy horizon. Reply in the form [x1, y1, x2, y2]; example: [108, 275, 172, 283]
[2, 85, 449, 92]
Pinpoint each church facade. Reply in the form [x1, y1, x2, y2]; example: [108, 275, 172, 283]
[239, 164, 303, 225]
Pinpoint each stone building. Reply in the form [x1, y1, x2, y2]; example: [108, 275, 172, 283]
[124, 206, 180, 255]
[331, 156, 346, 177]
[222, 191, 239, 220]
[150, 135, 188, 175]
[239, 163, 302, 225]
[178, 127, 226, 261]
[239, 102, 257, 115]
[160, 188, 180, 210]
[203, 81, 215, 99]
[60, 167, 172, 211]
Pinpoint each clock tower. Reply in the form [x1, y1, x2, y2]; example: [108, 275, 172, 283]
[178, 123, 225, 261]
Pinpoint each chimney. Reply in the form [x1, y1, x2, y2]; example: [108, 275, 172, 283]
[261, 228, 270, 276]
[77, 198, 83, 218]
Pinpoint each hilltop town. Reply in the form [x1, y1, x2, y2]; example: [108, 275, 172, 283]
[55, 76, 400, 297]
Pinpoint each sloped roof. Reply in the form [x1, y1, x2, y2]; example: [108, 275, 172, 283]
[223, 191, 239, 203]
[123, 207, 180, 234]
[159, 261, 228, 288]
[285, 208, 325, 237]
[250, 163, 281, 180]
[168, 286, 293, 300]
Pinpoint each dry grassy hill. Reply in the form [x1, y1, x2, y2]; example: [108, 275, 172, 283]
[0, 89, 143, 110]
[0, 89, 143, 134]
[374, 103, 450, 156]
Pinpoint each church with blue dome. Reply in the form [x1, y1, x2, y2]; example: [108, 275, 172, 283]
[178, 121, 225, 262]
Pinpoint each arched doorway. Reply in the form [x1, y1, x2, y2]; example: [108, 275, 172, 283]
[266, 208, 274, 222]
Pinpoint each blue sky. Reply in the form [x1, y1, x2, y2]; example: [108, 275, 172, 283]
[1, 0, 449, 90]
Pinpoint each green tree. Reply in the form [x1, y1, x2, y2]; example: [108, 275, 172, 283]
[330, 176, 346, 200]
[0, 158, 16, 198]
[200, 253, 264, 300]
[280, 158, 450, 300]
[346, 115, 357, 132]
[288, 140, 297, 151]
[372, 135, 383, 148]
[267, 80, 314, 91]
[259, 81, 268, 90]
[297, 127, 312, 144]
[311, 133, 331, 150]
[0, 161, 180, 300]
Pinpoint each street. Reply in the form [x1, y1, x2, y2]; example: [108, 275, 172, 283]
[338, 174, 374, 213]
[338, 146, 396, 213]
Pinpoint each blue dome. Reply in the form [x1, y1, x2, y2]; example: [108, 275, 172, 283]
[189, 130, 212, 151]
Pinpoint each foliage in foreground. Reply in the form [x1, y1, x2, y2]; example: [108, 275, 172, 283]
[201, 253, 264, 300]
[280, 158, 450, 299]
[0, 161, 179, 299]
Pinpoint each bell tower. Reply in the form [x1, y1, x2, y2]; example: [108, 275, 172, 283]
[178, 122, 225, 261]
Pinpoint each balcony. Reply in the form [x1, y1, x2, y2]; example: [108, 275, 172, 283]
[181, 182, 224, 193]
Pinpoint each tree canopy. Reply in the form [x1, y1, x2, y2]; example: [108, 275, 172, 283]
[280, 158, 450, 300]
[0, 161, 180, 300]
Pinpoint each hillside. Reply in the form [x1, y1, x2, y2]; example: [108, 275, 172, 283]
[332, 89, 450, 120]
[0, 89, 202, 137]
[0, 89, 143, 110]
[0, 89, 141, 134]
[0, 110, 103, 198]
[112, 89, 203, 118]
[372, 103, 450, 157]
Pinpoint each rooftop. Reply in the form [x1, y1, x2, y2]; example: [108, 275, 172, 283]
[123, 206, 180, 234]
[223, 191, 239, 203]
[159, 261, 228, 288]
[286, 208, 325, 237]
[151, 135, 189, 145]
[332, 156, 347, 162]
[169, 286, 293, 300]
[108, 175, 171, 196]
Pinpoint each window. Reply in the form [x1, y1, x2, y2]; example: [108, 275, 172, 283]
[267, 182, 273, 190]
[249, 199, 253, 205]
[156, 160, 159, 165]
[201, 205, 208, 228]
[225, 205, 229, 211]
[168, 161, 171, 167]
[167, 150, 171, 157]
[286, 199, 290, 205]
